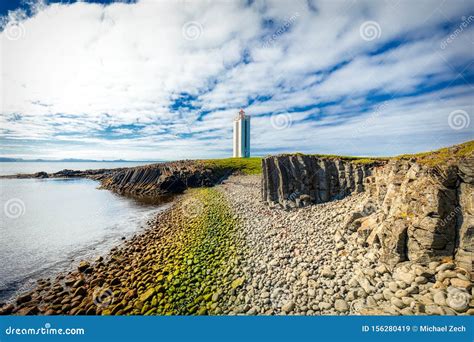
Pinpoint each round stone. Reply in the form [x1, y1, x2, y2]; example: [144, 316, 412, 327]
[334, 299, 349, 312]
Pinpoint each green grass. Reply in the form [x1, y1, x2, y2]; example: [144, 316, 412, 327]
[311, 154, 387, 165]
[277, 140, 473, 167]
[198, 140, 473, 174]
[394, 140, 473, 167]
[200, 157, 263, 175]
[277, 152, 387, 165]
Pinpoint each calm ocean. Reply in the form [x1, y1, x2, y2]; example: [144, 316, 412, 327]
[0, 162, 168, 303]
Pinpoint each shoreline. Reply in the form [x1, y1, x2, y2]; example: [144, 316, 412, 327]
[0, 176, 174, 307]
[0, 206, 165, 305]
[0, 187, 243, 315]
[1, 174, 472, 316]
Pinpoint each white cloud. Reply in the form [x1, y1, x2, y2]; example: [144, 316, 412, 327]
[0, 0, 472, 160]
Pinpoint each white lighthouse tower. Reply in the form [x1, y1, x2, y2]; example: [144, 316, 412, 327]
[233, 109, 250, 158]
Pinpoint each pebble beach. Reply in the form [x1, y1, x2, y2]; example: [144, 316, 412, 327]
[1, 174, 472, 316]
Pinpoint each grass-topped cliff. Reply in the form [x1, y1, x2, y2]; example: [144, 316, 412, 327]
[97, 140, 472, 198]
[271, 140, 473, 167]
[2, 140, 472, 317]
[395, 140, 473, 167]
[200, 157, 262, 175]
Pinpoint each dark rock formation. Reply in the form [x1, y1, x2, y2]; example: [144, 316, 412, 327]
[1, 161, 233, 198]
[363, 160, 460, 268]
[261, 154, 474, 274]
[358, 157, 473, 274]
[261, 155, 376, 208]
[1, 168, 120, 180]
[455, 157, 474, 274]
[33, 171, 48, 178]
[99, 161, 230, 197]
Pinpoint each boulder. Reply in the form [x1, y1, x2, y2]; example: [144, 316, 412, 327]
[334, 299, 349, 312]
[139, 288, 155, 303]
[34, 171, 49, 178]
[321, 267, 335, 279]
[231, 276, 245, 289]
[16, 294, 32, 305]
[78, 261, 90, 272]
[281, 300, 295, 313]
[366, 159, 465, 267]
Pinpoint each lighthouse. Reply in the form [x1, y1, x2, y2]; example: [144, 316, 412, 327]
[233, 109, 250, 158]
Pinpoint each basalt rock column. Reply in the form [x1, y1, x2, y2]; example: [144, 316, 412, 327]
[261, 155, 375, 208]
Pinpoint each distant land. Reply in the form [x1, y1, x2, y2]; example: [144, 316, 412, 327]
[0, 157, 159, 163]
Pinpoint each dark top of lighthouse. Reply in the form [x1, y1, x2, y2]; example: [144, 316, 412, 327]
[236, 109, 248, 120]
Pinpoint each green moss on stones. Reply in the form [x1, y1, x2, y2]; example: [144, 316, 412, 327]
[120, 187, 241, 315]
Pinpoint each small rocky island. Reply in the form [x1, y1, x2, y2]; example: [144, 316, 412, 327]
[1, 141, 472, 316]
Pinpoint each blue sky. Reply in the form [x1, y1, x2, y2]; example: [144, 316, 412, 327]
[0, 0, 473, 160]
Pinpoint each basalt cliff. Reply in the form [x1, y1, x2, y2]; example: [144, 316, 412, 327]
[1, 142, 473, 316]
[98, 160, 231, 197]
[3, 160, 234, 198]
[261, 152, 473, 275]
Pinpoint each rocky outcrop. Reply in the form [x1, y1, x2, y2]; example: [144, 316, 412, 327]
[2, 173, 472, 316]
[262, 154, 474, 274]
[2, 161, 234, 197]
[455, 158, 474, 273]
[100, 161, 230, 197]
[361, 160, 459, 267]
[1, 168, 120, 180]
[357, 157, 473, 273]
[261, 155, 377, 208]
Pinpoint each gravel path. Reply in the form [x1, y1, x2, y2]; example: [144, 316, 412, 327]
[219, 175, 473, 315]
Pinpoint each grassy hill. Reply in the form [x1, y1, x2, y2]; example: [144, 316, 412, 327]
[199, 140, 473, 175]
[200, 157, 262, 175]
